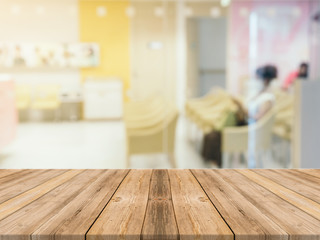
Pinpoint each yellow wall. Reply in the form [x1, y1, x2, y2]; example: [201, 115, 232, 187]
[79, 0, 130, 98]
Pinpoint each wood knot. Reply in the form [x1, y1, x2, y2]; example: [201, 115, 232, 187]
[113, 197, 122, 202]
[153, 197, 167, 201]
[198, 197, 208, 202]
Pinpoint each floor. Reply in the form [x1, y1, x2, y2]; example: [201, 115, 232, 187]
[0, 117, 287, 169]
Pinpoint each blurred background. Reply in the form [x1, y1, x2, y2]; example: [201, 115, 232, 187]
[0, 0, 319, 169]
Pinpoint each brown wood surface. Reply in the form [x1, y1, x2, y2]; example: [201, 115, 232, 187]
[169, 170, 233, 240]
[0, 169, 320, 240]
[141, 170, 178, 240]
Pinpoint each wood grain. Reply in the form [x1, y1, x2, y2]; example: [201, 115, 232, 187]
[0, 169, 319, 240]
[295, 169, 320, 179]
[87, 170, 152, 240]
[0, 170, 99, 240]
[0, 170, 24, 181]
[0, 169, 68, 204]
[32, 169, 129, 240]
[0, 169, 41, 185]
[191, 169, 287, 240]
[227, 170, 320, 239]
[168, 170, 233, 240]
[142, 170, 178, 240]
[238, 169, 320, 221]
[253, 169, 320, 204]
[0, 169, 83, 221]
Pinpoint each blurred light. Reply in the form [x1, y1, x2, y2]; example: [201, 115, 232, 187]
[11, 5, 21, 15]
[239, 7, 249, 17]
[266, 8, 276, 17]
[154, 6, 165, 17]
[210, 7, 221, 18]
[126, 6, 136, 18]
[96, 6, 107, 17]
[292, 7, 301, 17]
[185, 7, 193, 17]
[220, 0, 231, 7]
[148, 41, 163, 50]
[35, 6, 45, 15]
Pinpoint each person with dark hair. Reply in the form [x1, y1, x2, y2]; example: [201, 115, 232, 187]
[202, 65, 277, 168]
[247, 64, 277, 121]
[283, 62, 309, 90]
[298, 63, 308, 78]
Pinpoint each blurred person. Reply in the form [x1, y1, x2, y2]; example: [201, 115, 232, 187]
[247, 64, 277, 122]
[13, 46, 26, 66]
[282, 62, 309, 90]
[202, 65, 278, 167]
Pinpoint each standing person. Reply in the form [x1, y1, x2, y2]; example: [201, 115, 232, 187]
[282, 62, 309, 90]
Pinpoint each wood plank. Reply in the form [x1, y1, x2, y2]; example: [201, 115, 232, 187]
[0, 170, 104, 240]
[295, 169, 320, 179]
[32, 169, 129, 240]
[253, 169, 320, 204]
[168, 170, 233, 240]
[0, 170, 24, 180]
[87, 169, 152, 240]
[238, 169, 320, 221]
[0, 169, 68, 204]
[0, 169, 39, 185]
[141, 170, 178, 240]
[0, 169, 83, 221]
[191, 169, 288, 240]
[222, 170, 320, 239]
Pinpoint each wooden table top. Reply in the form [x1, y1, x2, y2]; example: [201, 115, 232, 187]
[0, 169, 320, 240]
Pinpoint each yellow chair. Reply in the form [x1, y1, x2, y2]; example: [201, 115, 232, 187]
[185, 90, 239, 140]
[125, 101, 179, 168]
[15, 85, 32, 121]
[185, 89, 229, 121]
[31, 85, 61, 120]
[222, 108, 276, 168]
[15, 85, 31, 110]
[124, 98, 167, 123]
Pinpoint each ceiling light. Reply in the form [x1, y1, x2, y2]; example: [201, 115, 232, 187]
[239, 7, 249, 17]
[126, 6, 136, 18]
[220, 0, 231, 8]
[35, 6, 45, 15]
[210, 7, 221, 18]
[154, 7, 165, 17]
[185, 7, 193, 17]
[96, 6, 107, 17]
[11, 5, 21, 15]
[292, 7, 301, 17]
[266, 8, 276, 17]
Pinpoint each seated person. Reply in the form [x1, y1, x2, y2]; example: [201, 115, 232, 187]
[282, 62, 308, 90]
[202, 65, 278, 167]
[247, 65, 277, 122]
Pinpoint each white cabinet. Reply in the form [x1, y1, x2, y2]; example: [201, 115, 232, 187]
[84, 79, 123, 120]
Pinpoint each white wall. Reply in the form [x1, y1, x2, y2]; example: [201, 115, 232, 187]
[0, 0, 80, 86]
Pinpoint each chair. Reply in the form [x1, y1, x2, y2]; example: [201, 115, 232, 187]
[15, 85, 31, 121]
[31, 85, 61, 121]
[15, 85, 31, 110]
[125, 101, 179, 168]
[222, 108, 276, 168]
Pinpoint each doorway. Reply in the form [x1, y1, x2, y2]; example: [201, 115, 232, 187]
[186, 17, 227, 98]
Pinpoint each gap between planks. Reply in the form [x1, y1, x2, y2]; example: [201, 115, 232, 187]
[189, 169, 236, 239]
[83, 169, 131, 240]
